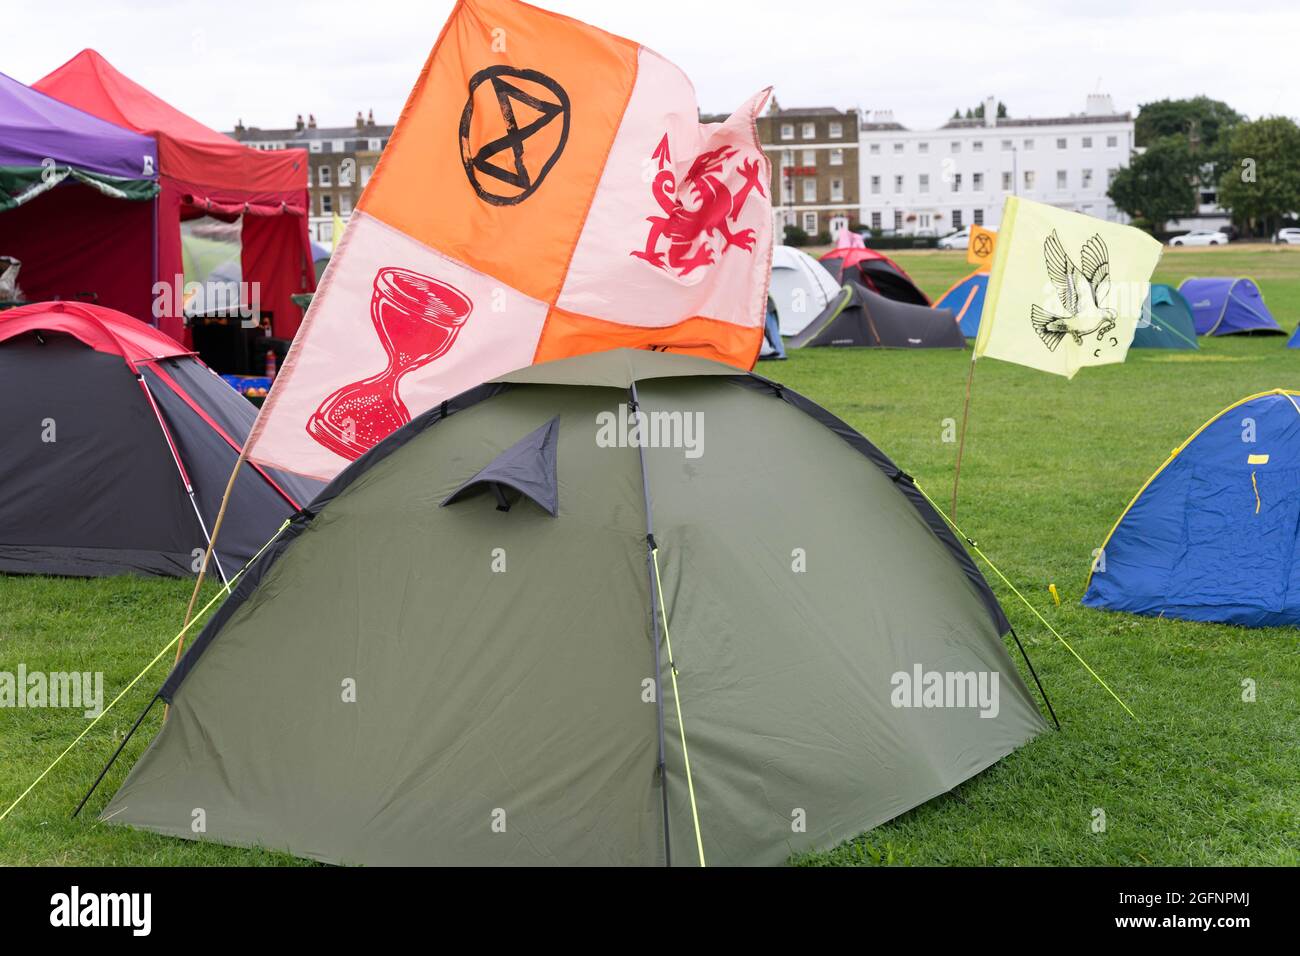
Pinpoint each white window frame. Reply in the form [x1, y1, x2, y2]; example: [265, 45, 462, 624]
[801, 178, 817, 202]
[829, 121, 843, 139]
[801, 211, 818, 233]
[801, 122, 816, 139]
[829, 148, 843, 166]
[780, 123, 794, 140]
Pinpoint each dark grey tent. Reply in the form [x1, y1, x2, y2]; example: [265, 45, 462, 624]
[791, 282, 965, 349]
[95, 349, 1048, 866]
[0, 302, 320, 578]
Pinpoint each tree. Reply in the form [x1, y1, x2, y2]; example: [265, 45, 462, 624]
[954, 101, 1008, 120]
[1108, 137, 1200, 230]
[1217, 117, 1300, 237]
[1135, 96, 1243, 150]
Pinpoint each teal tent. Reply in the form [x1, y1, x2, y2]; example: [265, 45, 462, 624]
[1132, 284, 1198, 349]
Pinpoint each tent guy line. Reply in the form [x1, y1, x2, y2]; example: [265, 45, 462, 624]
[0, 519, 291, 825]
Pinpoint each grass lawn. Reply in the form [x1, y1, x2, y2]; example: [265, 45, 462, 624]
[2, 245, 1299, 866]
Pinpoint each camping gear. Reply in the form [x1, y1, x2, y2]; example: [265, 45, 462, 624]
[1132, 284, 1198, 349]
[0, 302, 320, 577]
[0, 70, 158, 319]
[819, 247, 930, 306]
[790, 282, 964, 349]
[770, 245, 841, 336]
[1083, 389, 1300, 627]
[96, 348, 1047, 866]
[1178, 277, 1283, 336]
[35, 51, 315, 342]
[934, 269, 989, 337]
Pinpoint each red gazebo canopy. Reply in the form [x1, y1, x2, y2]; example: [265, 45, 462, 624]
[36, 50, 316, 341]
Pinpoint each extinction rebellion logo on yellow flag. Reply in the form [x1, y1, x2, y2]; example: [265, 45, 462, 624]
[974, 196, 1162, 379]
[966, 224, 997, 267]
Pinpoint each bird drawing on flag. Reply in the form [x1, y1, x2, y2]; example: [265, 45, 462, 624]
[1030, 230, 1116, 351]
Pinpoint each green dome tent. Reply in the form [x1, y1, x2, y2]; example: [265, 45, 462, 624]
[96, 349, 1047, 866]
[1132, 284, 1198, 350]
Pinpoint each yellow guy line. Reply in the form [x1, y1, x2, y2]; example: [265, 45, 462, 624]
[912, 482, 1138, 721]
[650, 547, 706, 867]
[0, 520, 290, 824]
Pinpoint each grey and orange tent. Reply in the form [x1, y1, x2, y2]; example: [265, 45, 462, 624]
[0, 301, 320, 578]
[89, 349, 1049, 865]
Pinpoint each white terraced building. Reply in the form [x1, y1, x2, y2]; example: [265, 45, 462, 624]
[857, 95, 1135, 237]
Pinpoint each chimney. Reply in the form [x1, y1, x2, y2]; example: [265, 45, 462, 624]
[367, 108, 375, 126]
[234, 118, 245, 136]
[1086, 94, 1114, 116]
[356, 111, 364, 129]
[295, 113, 304, 132]
[871, 109, 894, 124]
[308, 113, 317, 129]
[984, 96, 997, 127]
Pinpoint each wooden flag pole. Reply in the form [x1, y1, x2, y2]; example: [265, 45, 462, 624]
[172, 449, 249, 673]
[950, 355, 978, 521]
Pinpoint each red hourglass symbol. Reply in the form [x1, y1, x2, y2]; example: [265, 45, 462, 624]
[307, 267, 473, 460]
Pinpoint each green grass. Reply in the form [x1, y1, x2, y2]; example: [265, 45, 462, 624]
[3, 246, 1300, 865]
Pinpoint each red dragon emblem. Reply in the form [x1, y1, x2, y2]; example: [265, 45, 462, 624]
[630, 134, 766, 279]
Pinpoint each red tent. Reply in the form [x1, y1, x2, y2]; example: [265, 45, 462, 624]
[35, 51, 316, 341]
[819, 247, 931, 307]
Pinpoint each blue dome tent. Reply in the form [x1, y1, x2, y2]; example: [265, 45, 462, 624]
[934, 269, 989, 338]
[1083, 390, 1300, 627]
[1178, 277, 1283, 336]
[1132, 283, 1198, 349]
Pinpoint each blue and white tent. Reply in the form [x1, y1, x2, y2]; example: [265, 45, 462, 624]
[1083, 390, 1300, 627]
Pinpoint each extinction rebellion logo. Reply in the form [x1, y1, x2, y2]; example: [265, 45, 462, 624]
[459, 66, 570, 206]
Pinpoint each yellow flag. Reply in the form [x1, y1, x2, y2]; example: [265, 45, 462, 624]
[332, 210, 345, 247]
[974, 196, 1162, 378]
[966, 224, 997, 267]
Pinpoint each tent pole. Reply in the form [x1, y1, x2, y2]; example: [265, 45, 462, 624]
[1007, 625, 1060, 730]
[72, 695, 160, 818]
[629, 382, 673, 867]
[950, 355, 977, 521]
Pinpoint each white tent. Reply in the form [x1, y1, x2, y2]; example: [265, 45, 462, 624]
[770, 246, 841, 336]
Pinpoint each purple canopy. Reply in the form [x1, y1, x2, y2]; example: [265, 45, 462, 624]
[0, 70, 156, 181]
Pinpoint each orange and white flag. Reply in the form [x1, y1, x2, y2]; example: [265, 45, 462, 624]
[245, 0, 772, 480]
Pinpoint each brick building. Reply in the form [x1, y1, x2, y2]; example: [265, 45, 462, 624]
[755, 102, 861, 242]
[228, 111, 394, 245]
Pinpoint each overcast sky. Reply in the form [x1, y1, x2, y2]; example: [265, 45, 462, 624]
[7, 0, 1297, 133]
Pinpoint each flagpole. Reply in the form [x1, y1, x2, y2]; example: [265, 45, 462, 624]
[950, 353, 977, 521]
[170, 448, 248, 689]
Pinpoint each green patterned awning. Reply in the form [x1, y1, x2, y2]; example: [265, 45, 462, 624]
[0, 165, 158, 213]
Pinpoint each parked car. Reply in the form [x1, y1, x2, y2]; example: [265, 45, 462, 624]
[1169, 230, 1229, 247]
[938, 226, 971, 250]
[1273, 228, 1300, 245]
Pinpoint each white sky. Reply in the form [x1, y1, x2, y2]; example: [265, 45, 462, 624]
[6, 0, 1297, 133]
